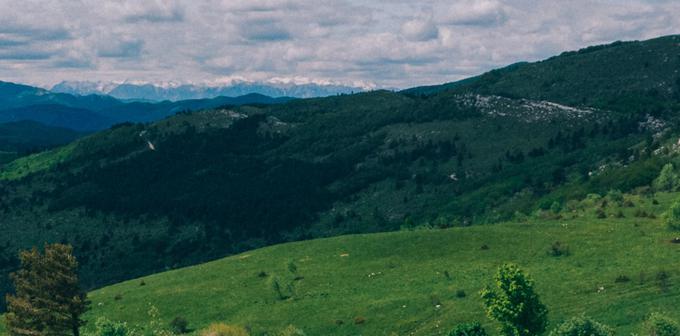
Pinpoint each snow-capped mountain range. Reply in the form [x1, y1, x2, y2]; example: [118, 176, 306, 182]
[51, 80, 369, 101]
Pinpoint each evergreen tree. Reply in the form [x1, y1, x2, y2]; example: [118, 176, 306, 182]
[480, 264, 548, 336]
[5, 244, 89, 336]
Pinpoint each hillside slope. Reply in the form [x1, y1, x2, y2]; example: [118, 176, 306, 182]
[76, 192, 680, 336]
[0, 121, 83, 164]
[452, 35, 680, 115]
[0, 35, 679, 310]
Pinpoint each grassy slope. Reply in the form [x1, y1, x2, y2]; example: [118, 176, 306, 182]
[0, 143, 75, 180]
[78, 193, 680, 336]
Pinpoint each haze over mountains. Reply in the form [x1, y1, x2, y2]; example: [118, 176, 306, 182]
[51, 80, 367, 101]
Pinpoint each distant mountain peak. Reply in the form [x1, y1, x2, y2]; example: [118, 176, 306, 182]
[51, 80, 368, 101]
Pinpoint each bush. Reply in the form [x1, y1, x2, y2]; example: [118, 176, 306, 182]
[456, 289, 467, 298]
[549, 315, 614, 336]
[606, 189, 624, 204]
[200, 323, 249, 336]
[634, 209, 649, 218]
[278, 325, 306, 336]
[550, 201, 562, 214]
[449, 322, 489, 336]
[614, 275, 631, 283]
[549, 241, 570, 257]
[644, 312, 680, 336]
[170, 317, 189, 334]
[666, 201, 680, 230]
[94, 317, 132, 336]
[653, 163, 680, 191]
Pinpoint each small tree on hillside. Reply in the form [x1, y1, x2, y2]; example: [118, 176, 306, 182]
[665, 200, 680, 231]
[653, 163, 680, 192]
[481, 264, 548, 336]
[5, 243, 90, 336]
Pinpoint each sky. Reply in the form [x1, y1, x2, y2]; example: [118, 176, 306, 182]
[0, 0, 679, 90]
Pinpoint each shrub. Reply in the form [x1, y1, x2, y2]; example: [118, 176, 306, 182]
[270, 277, 290, 300]
[653, 163, 680, 191]
[170, 317, 189, 334]
[94, 317, 132, 336]
[200, 323, 249, 336]
[456, 289, 467, 298]
[549, 315, 614, 336]
[549, 241, 570, 257]
[644, 312, 679, 336]
[614, 275, 631, 283]
[595, 209, 606, 219]
[634, 209, 649, 218]
[449, 322, 489, 336]
[287, 261, 298, 274]
[278, 325, 306, 336]
[550, 201, 562, 214]
[666, 201, 680, 230]
[606, 189, 624, 204]
[656, 270, 671, 292]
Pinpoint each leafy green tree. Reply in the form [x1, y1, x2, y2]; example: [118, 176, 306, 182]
[653, 163, 680, 191]
[665, 200, 680, 231]
[449, 322, 489, 336]
[549, 315, 613, 336]
[480, 264, 548, 336]
[5, 244, 89, 336]
[644, 312, 679, 336]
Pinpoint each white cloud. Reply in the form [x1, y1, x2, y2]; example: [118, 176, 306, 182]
[438, 0, 507, 26]
[0, 0, 678, 89]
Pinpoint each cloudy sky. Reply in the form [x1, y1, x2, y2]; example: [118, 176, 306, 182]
[0, 0, 679, 89]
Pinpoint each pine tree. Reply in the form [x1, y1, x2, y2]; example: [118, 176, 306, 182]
[480, 263, 548, 336]
[5, 244, 90, 336]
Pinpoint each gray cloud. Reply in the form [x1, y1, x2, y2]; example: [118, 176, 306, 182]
[125, 8, 184, 23]
[239, 21, 292, 42]
[0, 50, 53, 60]
[0, 0, 678, 89]
[402, 18, 439, 41]
[97, 39, 144, 58]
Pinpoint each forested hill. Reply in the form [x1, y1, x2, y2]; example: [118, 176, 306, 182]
[408, 35, 680, 116]
[0, 35, 679, 309]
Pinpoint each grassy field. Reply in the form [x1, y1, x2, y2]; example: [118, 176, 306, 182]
[51, 192, 679, 336]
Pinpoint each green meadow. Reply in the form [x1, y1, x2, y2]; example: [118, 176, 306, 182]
[66, 192, 680, 336]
